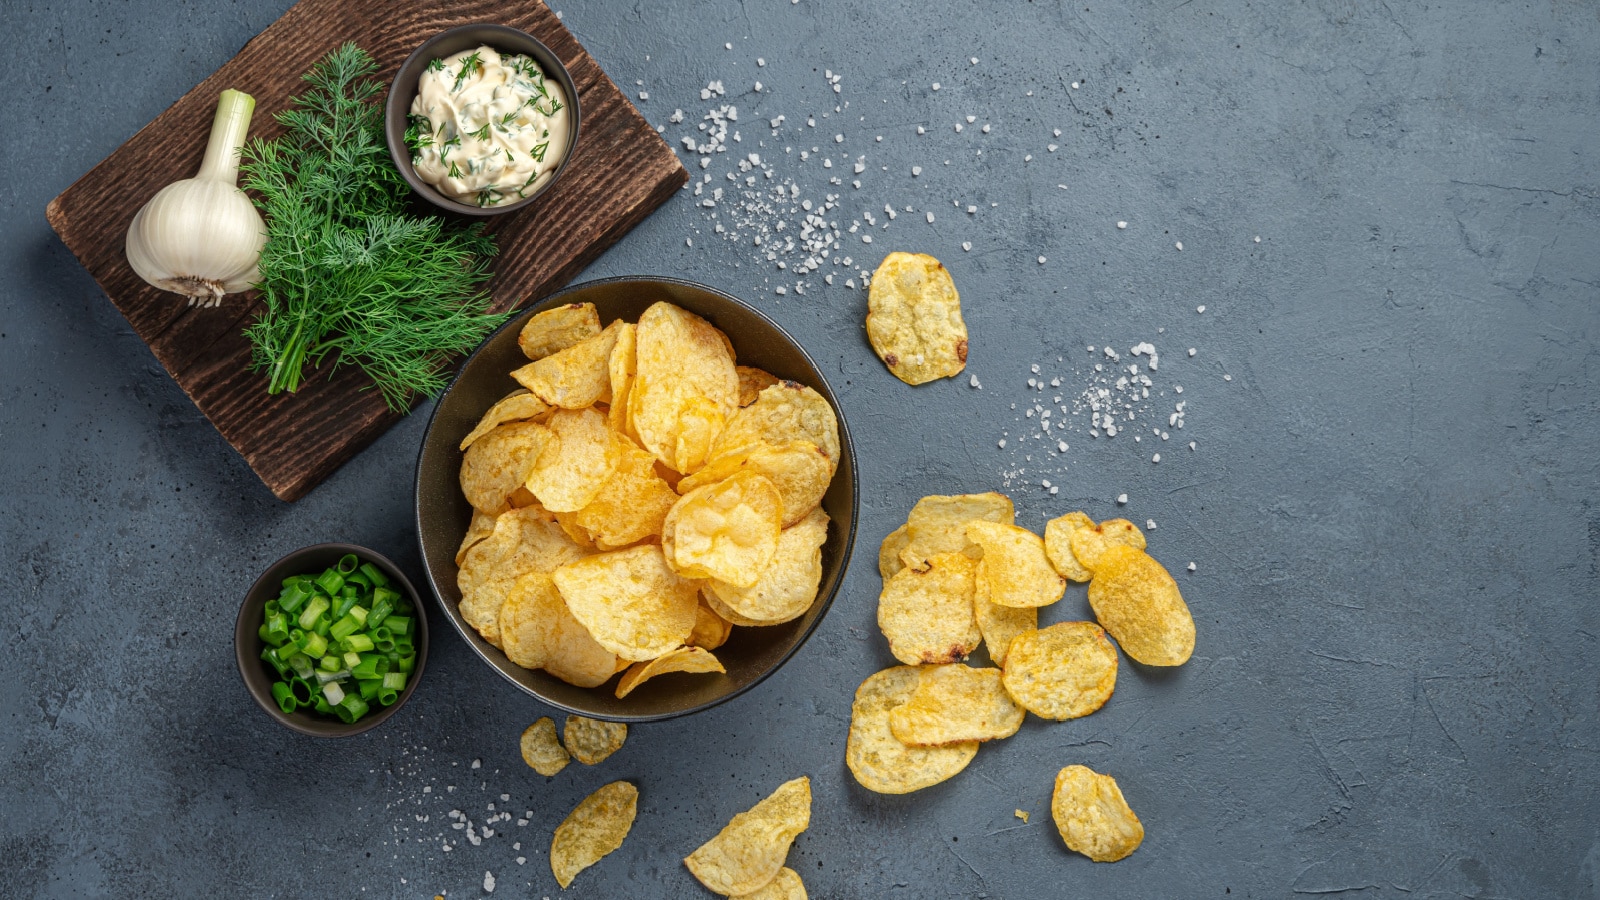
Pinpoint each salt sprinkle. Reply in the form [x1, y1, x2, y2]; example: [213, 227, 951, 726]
[638, 91, 648, 100]
[1223, 374, 1233, 381]
[998, 439, 1007, 448]
[1151, 454, 1161, 463]
[1070, 81, 1080, 89]
[1188, 348, 1196, 357]
[757, 58, 766, 66]
[912, 166, 922, 176]
[926, 212, 935, 223]
[1196, 305, 1205, 313]
[1147, 519, 1157, 530]
[1254, 235, 1261, 243]
[1175, 241, 1184, 251]
[483, 872, 496, 893]
[970, 374, 983, 389]
[1116, 221, 1127, 229]
[1037, 256, 1047, 264]
[970, 57, 979, 64]
[931, 82, 941, 91]
[962, 241, 972, 251]
[1188, 562, 1197, 571]
[1189, 441, 1196, 450]
[1116, 494, 1128, 505]
[724, 42, 732, 49]
[981, 124, 991, 133]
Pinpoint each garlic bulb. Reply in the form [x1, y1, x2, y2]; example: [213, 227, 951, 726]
[125, 89, 266, 308]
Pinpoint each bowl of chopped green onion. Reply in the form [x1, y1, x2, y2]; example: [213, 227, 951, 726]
[235, 544, 428, 737]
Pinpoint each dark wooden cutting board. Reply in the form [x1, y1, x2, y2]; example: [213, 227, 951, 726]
[45, 0, 687, 502]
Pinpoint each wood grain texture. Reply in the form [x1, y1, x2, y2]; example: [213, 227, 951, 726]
[45, 0, 686, 502]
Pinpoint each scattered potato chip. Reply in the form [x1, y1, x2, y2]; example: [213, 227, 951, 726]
[512, 320, 622, 409]
[519, 302, 601, 361]
[710, 381, 841, 468]
[878, 525, 909, 581]
[734, 867, 807, 900]
[866, 251, 969, 385]
[607, 322, 638, 437]
[455, 509, 499, 566]
[459, 390, 551, 452]
[845, 666, 977, 794]
[564, 715, 628, 765]
[707, 509, 828, 626]
[1068, 518, 1147, 573]
[498, 572, 618, 687]
[460, 420, 551, 514]
[1042, 512, 1095, 582]
[550, 781, 639, 888]
[1015, 809, 1030, 824]
[684, 776, 812, 897]
[458, 510, 588, 647]
[553, 546, 700, 661]
[889, 664, 1024, 746]
[615, 646, 726, 698]
[1087, 546, 1195, 666]
[1000, 622, 1119, 720]
[701, 589, 771, 628]
[899, 492, 1015, 571]
[973, 587, 1036, 668]
[632, 302, 739, 473]
[559, 439, 678, 550]
[520, 717, 570, 776]
[966, 520, 1066, 609]
[689, 599, 734, 649]
[664, 471, 783, 587]
[1051, 765, 1144, 863]
[525, 407, 621, 513]
[877, 552, 981, 665]
[736, 366, 780, 407]
[678, 440, 832, 528]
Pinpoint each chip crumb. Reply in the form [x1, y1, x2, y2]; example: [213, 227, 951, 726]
[1015, 809, 1030, 823]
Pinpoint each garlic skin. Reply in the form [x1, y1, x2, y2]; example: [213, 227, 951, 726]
[125, 89, 266, 308]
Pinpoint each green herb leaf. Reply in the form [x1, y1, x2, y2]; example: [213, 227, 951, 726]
[453, 51, 483, 92]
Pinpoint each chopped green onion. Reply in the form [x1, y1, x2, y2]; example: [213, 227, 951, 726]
[336, 554, 359, 575]
[316, 668, 350, 685]
[345, 570, 371, 590]
[352, 655, 389, 680]
[393, 636, 415, 657]
[377, 688, 399, 707]
[261, 645, 288, 678]
[398, 653, 416, 674]
[342, 633, 375, 654]
[381, 672, 407, 691]
[263, 612, 291, 646]
[331, 591, 358, 621]
[322, 681, 346, 705]
[315, 568, 345, 596]
[287, 653, 315, 680]
[336, 694, 369, 723]
[330, 614, 362, 641]
[368, 595, 394, 627]
[385, 615, 412, 636]
[278, 582, 310, 614]
[358, 678, 382, 701]
[301, 631, 328, 658]
[342, 650, 362, 670]
[290, 677, 315, 705]
[271, 682, 298, 713]
[359, 563, 388, 587]
[298, 595, 330, 630]
[348, 605, 369, 626]
[318, 654, 342, 673]
[313, 695, 333, 715]
[264, 599, 282, 617]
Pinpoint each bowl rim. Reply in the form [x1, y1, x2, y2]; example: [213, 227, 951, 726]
[383, 23, 583, 217]
[413, 275, 859, 722]
[234, 542, 430, 737]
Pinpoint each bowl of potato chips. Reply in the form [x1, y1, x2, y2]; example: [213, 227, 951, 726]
[415, 277, 857, 721]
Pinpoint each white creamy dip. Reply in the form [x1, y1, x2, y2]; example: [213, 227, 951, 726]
[408, 45, 571, 208]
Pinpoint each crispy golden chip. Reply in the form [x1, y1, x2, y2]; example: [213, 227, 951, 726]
[459, 390, 551, 452]
[845, 666, 977, 794]
[710, 381, 841, 467]
[607, 322, 638, 437]
[974, 588, 1036, 668]
[511, 320, 622, 409]
[1068, 518, 1147, 572]
[555, 514, 598, 550]
[1043, 512, 1095, 582]
[1051, 765, 1144, 863]
[457, 510, 589, 647]
[889, 664, 1024, 746]
[559, 439, 678, 551]
[899, 492, 1015, 571]
[519, 716, 570, 776]
[507, 486, 546, 511]
[865, 251, 969, 385]
[518, 302, 601, 361]
[632, 302, 739, 473]
[707, 508, 828, 625]
[564, 715, 628, 765]
[736, 366, 781, 408]
[689, 599, 734, 649]
[878, 525, 909, 580]
[678, 440, 832, 528]
[734, 867, 807, 900]
[684, 776, 812, 897]
[702, 589, 771, 628]
[498, 572, 618, 687]
[460, 420, 550, 514]
[1000, 622, 1119, 720]
[550, 781, 638, 888]
[525, 407, 621, 513]
[1015, 809, 1030, 823]
[877, 552, 981, 665]
[1087, 546, 1195, 666]
[615, 646, 726, 698]
[553, 545, 700, 661]
[455, 509, 500, 566]
[664, 471, 783, 587]
[966, 520, 1066, 609]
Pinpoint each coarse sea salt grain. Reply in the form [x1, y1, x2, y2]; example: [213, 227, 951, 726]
[1175, 241, 1183, 251]
[1116, 494, 1128, 505]
[1188, 562, 1197, 571]
[962, 241, 972, 251]
[1116, 221, 1127, 229]
[1197, 305, 1205, 313]
[970, 374, 983, 389]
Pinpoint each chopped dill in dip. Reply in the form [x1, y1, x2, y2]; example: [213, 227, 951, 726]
[407, 46, 572, 208]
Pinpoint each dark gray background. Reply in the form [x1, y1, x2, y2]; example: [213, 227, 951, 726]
[3, 0, 1597, 897]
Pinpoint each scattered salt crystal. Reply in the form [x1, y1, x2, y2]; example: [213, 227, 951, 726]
[1188, 562, 1197, 571]
[1196, 305, 1205, 313]
[757, 58, 766, 66]
[926, 212, 935, 223]
[471, 760, 481, 769]
[686, 238, 693, 247]
[754, 81, 763, 92]
[916, 125, 925, 135]
[1116, 494, 1128, 505]
[1189, 441, 1196, 450]
[931, 82, 941, 90]
[1147, 519, 1157, 530]
[981, 124, 991, 133]
[638, 91, 649, 100]
[962, 241, 972, 251]
[1070, 81, 1079, 89]
[967, 205, 977, 214]
[484, 871, 496, 893]
[911, 166, 921, 176]
[970, 57, 979, 64]
[965, 115, 977, 123]
[834, 134, 844, 143]
[1253, 235, 1261, 243]
[724, 42, 732, 49]
[1048, 144, 1058, 152]
[862, 235, 872, 243]
[998, 439, 1007, 448]
[1037, 256, 1046, 264]
[1049, 486, 1059, 495]
[1223, 374, 1233, 381]
[1188, 348, 1196, 357]
[517, 857, 526, 865]
[1151, 454, 1161, 463]
[1116, 221, 1127, 229]
[954, 123, 963, 132]
[1175, 241, 1184, 251]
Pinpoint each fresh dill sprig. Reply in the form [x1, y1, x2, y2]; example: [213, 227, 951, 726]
[466, 122, 492, 142]
[453, 51, 483, 92]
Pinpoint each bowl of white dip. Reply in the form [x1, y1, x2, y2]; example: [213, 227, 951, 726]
[385, 24, 581, 216]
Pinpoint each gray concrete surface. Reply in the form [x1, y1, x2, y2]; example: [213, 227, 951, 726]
[3, 0, 1598, 897]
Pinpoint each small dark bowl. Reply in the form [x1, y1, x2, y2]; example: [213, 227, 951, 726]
[415, 277, 859, 722]
[384, 24, 581, 217]
[235, 543, 430, 737]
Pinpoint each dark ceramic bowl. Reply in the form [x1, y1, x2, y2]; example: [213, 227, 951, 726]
[235, 543, 429, 737]
[384, 24, 581, 217]
[415, 277, 858, 722]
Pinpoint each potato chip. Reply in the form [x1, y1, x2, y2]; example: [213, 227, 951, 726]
[1015, 809, 1030, 824]
[1087, 546, 1195, 666]
[458, 510, 589, 646]
[459, 390, 551, 452]
[898, 492, 1015, 571]
[889, 664, 1024, 746]
[701, 589, 772, 628]
[564, 715, 628, 765]
[518, 301, 601, 361]
[460, 420, 550, 514]
[734, 867, 807, 900]
[1042, 512, 1095, 583]
[558, 439, 678, 551]
[877, 525, 909, 581]
[632, 302, 739, 473]
[664, 471, 783, 587]
[507, 486, 547, 511]
[553, 546, 700, 661]
[511, 320, 622, 409]
[1000, 622, 1118, 720]
[455, 509, 499, 566]
[615, 646, 726, 698]
[877, 552, 981, 665]
[1068, 518, 1147, 573]
[607, 322, 638, 437]
[498, 572, 618, 687]
[550, 781, 638, 888]
[866, 251, 968, 385]
[845, 666, 977, 794]
[710, 381, 841, 467]
[519, 716, 570, 776]
[1051, 765, 1144, 862]
[974, 588, 1036, 668]
[689, 599, 734, 649]
[654, 459, 684, 491]
[525, 407, 621, 513]
[677, 440, 832, 528]
[684, 776, 812, 897]
[966, 520, 1066, 609]
[736, 366, 780, 407]
[707, 508, 828, 625]
[555, 514, 598, 550]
